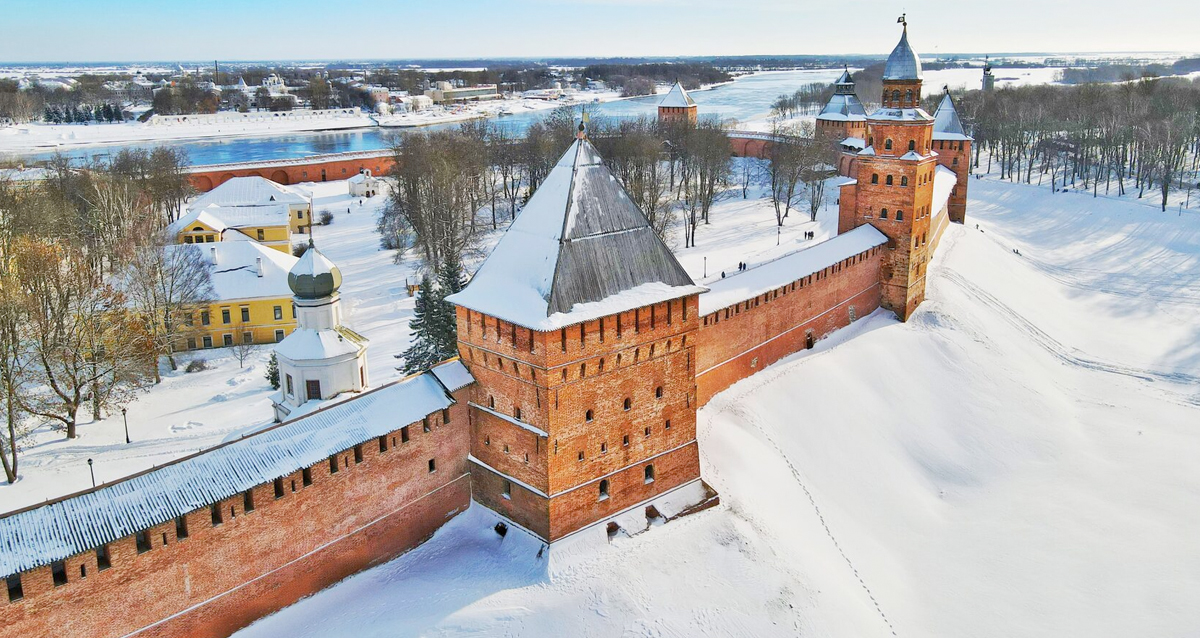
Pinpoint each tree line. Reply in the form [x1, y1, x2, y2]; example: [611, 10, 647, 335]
[959, 77, 1200, 210]
[0, 148, 214, 483]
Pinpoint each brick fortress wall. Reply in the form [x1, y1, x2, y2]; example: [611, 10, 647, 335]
[0, 387, 471, 638]
[694, 245, 885, 407]
[188, 153, 395, 192]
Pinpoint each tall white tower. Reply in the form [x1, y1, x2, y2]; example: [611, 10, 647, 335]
[272, 243, 369, 422]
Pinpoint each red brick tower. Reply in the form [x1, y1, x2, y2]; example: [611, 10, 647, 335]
[447, 126, 709, 543]
[931, 88, 972, 224]
[816, 68, 868, 143]
[840, 18, 940, 320]
[658, 81, 698, 123]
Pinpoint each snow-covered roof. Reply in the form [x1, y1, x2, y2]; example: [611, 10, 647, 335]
[168, 241, 297, 302]
[883, 25, 923, 81]
[868, 107, 933, 122]
[274, 325, 366, 362]
[840, 137, 866, 150]
[932, 92, 971, 141]
[0, 363, 471, 580]
[446, 137, 704, 331]
[658, 82, 696, 108]
[190, 176, 308, 209]
[431, 358, 473, 392]
[818, 69, 866, 121]
[817, 94, 867, 121]
[170, 204, 291, 235]
[699, 225, 888, 316]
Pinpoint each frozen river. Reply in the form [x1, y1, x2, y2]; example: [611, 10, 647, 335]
[31, 69, 848, 166]
[26, 65, 1028, 167]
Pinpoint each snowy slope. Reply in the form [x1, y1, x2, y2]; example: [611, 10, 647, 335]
[232, 175, 1200, 637]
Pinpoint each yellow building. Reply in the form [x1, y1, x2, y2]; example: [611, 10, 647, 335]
[183, 175, 313, 245]
[171, 204, 293, 252]
[170, 239, 301, 350]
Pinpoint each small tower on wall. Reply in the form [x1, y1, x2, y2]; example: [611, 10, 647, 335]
[657, 81, 697, 123]
[816, 68, 868, 144]
[839, 17, 941, 321]
[272, 243, 370, 422]
[931, 88, 972, 223]
[447, 123, 712, 544]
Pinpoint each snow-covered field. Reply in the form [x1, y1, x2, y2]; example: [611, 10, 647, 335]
[226, 174, 1200, 637]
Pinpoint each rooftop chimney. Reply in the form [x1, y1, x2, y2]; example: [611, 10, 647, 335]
[256, 257, 264, 278]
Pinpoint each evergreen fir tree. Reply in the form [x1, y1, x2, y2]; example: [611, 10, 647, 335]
[434, 253, 467, 359]
[265, 352, 280, 389]
[44, 106, 54, 123]
[401, 275, 443, 374]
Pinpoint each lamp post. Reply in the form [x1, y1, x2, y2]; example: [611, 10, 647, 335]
[87, 459, 95, 488]
[121, 407, 130, 444]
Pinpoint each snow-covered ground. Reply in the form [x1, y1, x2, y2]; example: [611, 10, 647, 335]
[226, 173, 1200, 637]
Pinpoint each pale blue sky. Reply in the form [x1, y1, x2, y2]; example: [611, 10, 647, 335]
[1, 0, 1194, 62]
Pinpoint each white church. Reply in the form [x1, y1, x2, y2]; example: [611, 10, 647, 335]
[271, 242, 370, 422]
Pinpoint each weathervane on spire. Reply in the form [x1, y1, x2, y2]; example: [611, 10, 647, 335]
[897, 13, 907, 27]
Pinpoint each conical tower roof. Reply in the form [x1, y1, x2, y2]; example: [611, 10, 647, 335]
[446, 135, 702, 330]
[659, 81, 696, 108]
[932, 91, 970, 140]
[883, 25, 923, 80]
[819, 69, 867, 121]
[833, 69, 856, 94]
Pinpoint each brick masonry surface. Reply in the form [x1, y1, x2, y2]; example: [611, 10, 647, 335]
[695, 245, 884, 406]
[0, 390, 470, 638]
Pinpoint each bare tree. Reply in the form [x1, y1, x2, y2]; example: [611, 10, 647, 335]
[0, 267, 31, 484]
[230, 324, 260, 368]
[678, 119, 731, 247]
[14, 237, 148, 439]
[123, 241, 215, 381]
[765, 119, 805, 226]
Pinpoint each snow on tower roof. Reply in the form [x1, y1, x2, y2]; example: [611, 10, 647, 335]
[658, 81, 696, 108]
[932, 92, 971, 141]
[883, 25, 923, 81]
[819, 68, 866, 120]
[446, 137, 704, 331]
[818, 93, 867, 121]
[190, 176, 308, 209]
[699, 225, 888, 316]
[274, 326, 366, 361]
[0, 363, 471, 580]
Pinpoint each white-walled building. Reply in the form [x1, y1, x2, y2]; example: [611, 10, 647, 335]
[272, 244, 369, 422]
[347, 169, 381, 197]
